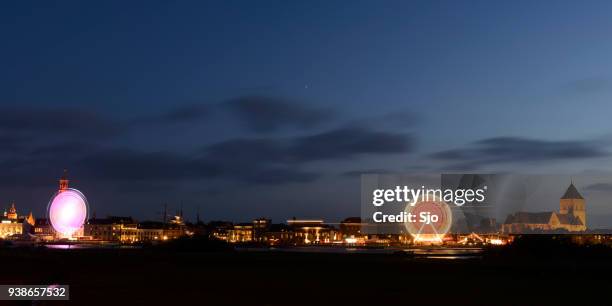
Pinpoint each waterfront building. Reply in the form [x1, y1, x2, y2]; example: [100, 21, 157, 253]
[339, 217, 363, 237]
[208, 221, 233, 241]
[287, 219, 337, 244]
[169, 215, 185, 226]
[252, 218, 271, 242]
[85, 217, 184, 242]
[33, 218, 56, 240]
[135, 221, 183, 242]
[0, 202, 35, 238]
[228, 223, 253, 243]
[84, 216, 138, 241]
[262, 224, 293, 245]
[502, 182, 587, 233]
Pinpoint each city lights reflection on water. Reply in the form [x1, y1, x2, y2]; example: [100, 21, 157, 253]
[42, 244, 481, 259]
[237, 246, 483, 259]
[44, 244, 141, 249]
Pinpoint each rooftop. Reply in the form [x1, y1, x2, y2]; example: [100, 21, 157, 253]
[561, 183, 584, 200]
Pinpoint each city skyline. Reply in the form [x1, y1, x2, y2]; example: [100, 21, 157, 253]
[2, 2, 612, 306]
[4, 171, 612, 232]
[4, 1, 612, 222]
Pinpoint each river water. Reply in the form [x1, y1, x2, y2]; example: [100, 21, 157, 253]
[236, 246, 483, 259]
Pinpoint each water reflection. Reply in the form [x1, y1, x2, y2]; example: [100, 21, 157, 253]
[45, 244, 141, 249]
[236, 246, 483, 259]
[42, 244, 481, 259]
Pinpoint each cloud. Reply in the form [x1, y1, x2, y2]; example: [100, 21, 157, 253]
[0, 106, 124, 138]
[74, 146, 319, 185]
[79, 149, 220, 181]
[198, 126, 415, 183]
[0, 143, 319, 187]
[584, 183, 612, 192]
[138, 98, 421, 138]
[342, 169, 393, 177]
[222, 96, 333, 132]
[0, 105, 415, 187]
[350, 110, 421, 130]
[0, 147, 211, 187]
[27, 141, 99, 158]
[236, 167, 319, 184]
[431, 136, 608, 166]
[135, 104, 210, 125]
[203, 138, 319, 184]
[205, 138, 290, 165]
[204, 126, 415, 164]
[0, 133, 31, 154]
[133, 96, 333, 132]
[292, 127, 415, 161]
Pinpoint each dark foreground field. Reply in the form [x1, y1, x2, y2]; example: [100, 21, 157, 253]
[0, 241, 610, 306]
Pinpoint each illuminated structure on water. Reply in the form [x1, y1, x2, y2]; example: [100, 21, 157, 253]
[47, 171, 88, 238]
[0, 202, 35, 238]
[404, 198, 453, 244]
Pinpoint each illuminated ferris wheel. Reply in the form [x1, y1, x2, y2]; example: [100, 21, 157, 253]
[403, 197, 453, 243]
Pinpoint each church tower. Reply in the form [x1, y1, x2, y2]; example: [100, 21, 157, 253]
[560, 182, 586, 229]
[7, 202, 17, 220]
[59, 169, 69, 192]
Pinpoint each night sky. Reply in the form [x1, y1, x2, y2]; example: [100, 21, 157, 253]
[3, 1, 612, 223]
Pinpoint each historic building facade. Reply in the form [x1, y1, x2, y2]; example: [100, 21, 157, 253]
[502, 183, 587, 233]
[0, 202, 35, 238]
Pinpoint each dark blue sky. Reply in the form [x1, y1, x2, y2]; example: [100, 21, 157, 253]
[3, 1, 612, 223]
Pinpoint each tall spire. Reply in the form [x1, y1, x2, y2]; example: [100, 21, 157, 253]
[196, 205, 201, 224]
[561, 182, 583, 199]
